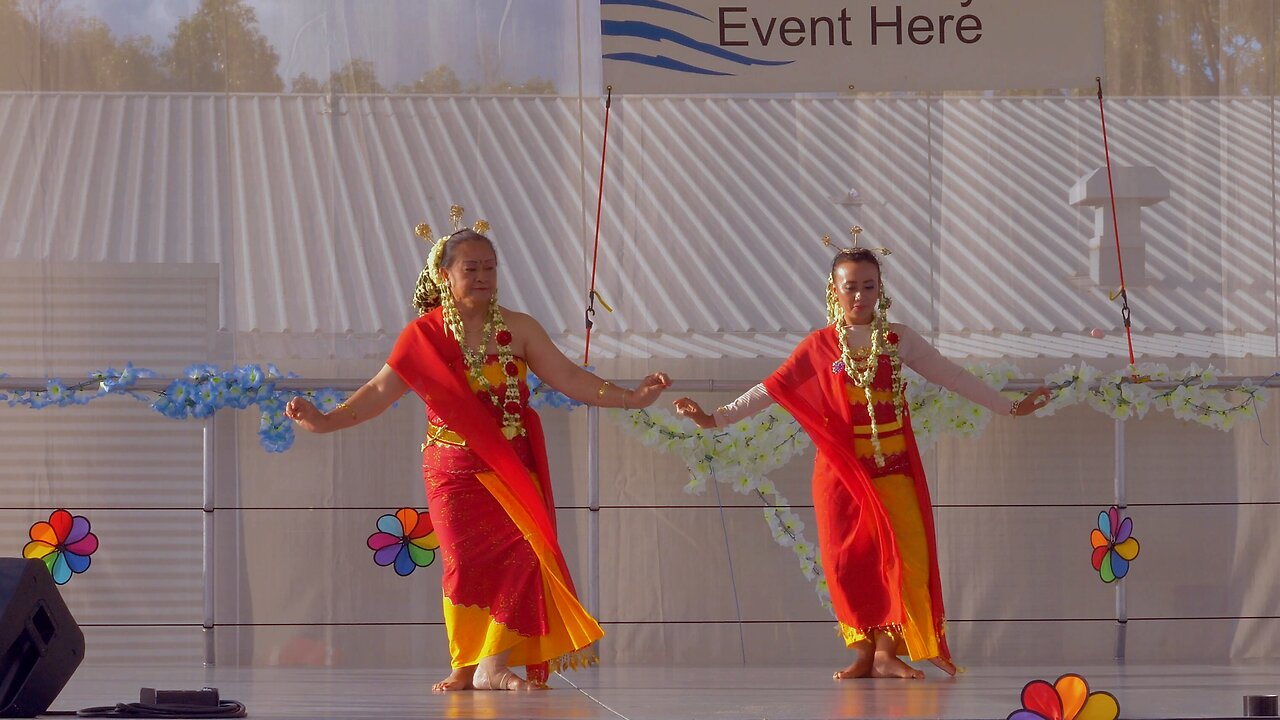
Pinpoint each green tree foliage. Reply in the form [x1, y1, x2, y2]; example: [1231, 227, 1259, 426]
[166, 0, 283, 92]
[474, 77, 556, 95]
[0, 0, 553, 96]
[0, 0, 281, 92]
[0, 0, 165, 91]
[328, 58, 384, 94]
[289, 72, 326, 94]
[1101, 0, 1275, 96]
[0, 0, 38, 89]
[297, 62, 553, 96]
[399, 65, 464, 94]
[58, 18, 167, 91]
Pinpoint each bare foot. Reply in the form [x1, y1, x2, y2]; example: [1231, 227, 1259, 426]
[871, 650, 925, 679]
[833, 639, 874, 680]
[473, 664, 532, 691]
[928, 656, 957, 677]
[432, 666, 476, 692]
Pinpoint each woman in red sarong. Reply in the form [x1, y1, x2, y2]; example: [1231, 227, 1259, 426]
[287, 212, 670, 691]
[674, 240, 1050, 680]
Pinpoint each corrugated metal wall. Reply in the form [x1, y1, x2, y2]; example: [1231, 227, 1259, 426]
[2, 94, 1273, 359]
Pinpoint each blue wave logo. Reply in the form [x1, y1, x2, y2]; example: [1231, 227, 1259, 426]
[602, 0, 792, 77]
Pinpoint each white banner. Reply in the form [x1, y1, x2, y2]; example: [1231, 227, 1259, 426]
[601, 0, 1104, 94]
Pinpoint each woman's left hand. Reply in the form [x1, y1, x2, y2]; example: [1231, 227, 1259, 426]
[1012, 386, 1053, 417]
[627, 372, 672, 409]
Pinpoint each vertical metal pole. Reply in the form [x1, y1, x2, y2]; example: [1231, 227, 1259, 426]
[586, 406, 601, 621]
[1113, 418, 1127, 662]
[202, 421, 216, 666]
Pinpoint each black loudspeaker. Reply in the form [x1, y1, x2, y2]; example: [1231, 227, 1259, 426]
[0, 558, 84, 718]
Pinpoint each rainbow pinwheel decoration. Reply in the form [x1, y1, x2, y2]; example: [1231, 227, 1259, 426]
[367, 508, 439, 576]
[1090, 506, 1140, 583]
[1008, 673, 1120, 720]
[22, 509, 100, 585]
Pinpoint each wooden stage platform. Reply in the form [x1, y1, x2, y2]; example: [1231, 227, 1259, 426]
[48, 662, 1280, 719]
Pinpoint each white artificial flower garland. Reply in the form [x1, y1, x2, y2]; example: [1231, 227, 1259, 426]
[614, 362, 1270, 613]
[617, 405, 832, 609]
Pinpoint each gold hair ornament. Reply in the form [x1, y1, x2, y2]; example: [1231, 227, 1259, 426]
[822, 226, 893, 256]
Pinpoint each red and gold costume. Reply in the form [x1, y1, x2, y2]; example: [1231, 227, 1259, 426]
[764, 325, 951, 662]
[388, 308, 602, 681]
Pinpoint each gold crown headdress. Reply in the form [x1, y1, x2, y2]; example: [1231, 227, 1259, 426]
[822, 226, 893, 326]
[411, 204, 492, 314]
[821, 226, 892, 257]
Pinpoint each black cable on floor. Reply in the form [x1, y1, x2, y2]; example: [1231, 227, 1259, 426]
[43, 700, 246, 718]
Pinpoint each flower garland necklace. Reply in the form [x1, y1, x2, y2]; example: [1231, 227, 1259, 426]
[440, 291, 525, 439]
[831, 293, 905, 467]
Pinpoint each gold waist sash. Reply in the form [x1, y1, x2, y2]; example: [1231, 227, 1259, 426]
[424, 421, 468, 449]
[851, 418, 904, 438]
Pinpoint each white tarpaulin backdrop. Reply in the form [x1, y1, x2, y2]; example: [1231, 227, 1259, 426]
[0, 0, 1277, 669]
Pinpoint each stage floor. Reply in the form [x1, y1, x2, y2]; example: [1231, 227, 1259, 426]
[51, 663, 1278, 720]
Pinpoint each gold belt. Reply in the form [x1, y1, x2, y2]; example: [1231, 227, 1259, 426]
[424, 422, 467, 449]
[851, 418, 904, 437]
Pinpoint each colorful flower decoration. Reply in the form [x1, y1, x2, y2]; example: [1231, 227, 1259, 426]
[527, 370, 583, 410]
[367, 508, 439, 576]
[22, 510, 100, 585]
[1008, 673, 1120, 720]
[2, 363, 348, 453]
[1091, 506, 1140, 583]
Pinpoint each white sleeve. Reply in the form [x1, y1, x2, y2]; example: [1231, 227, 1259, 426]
[895, 325, 1012, 414]
[712, 384, 775, 427]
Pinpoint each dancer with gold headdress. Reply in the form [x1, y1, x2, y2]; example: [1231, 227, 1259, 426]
[287, 206, 670, 691]
[674, 228, 1050, 680]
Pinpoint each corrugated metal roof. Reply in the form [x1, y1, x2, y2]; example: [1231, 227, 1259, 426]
[0, 93, 1274, 359]
[545, 330, 1275, 360]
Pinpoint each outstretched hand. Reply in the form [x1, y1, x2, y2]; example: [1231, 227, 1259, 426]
[1012, 386, 1053, 417]
[673, 397, 716, 429]
[627, 372, 672, 409]
[285, 396, 328, 433]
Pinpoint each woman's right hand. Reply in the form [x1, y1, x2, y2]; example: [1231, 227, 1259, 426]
[285, 397, 327, 433]
[673, 397, 716, 429]
[627, 372, 672, 409]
